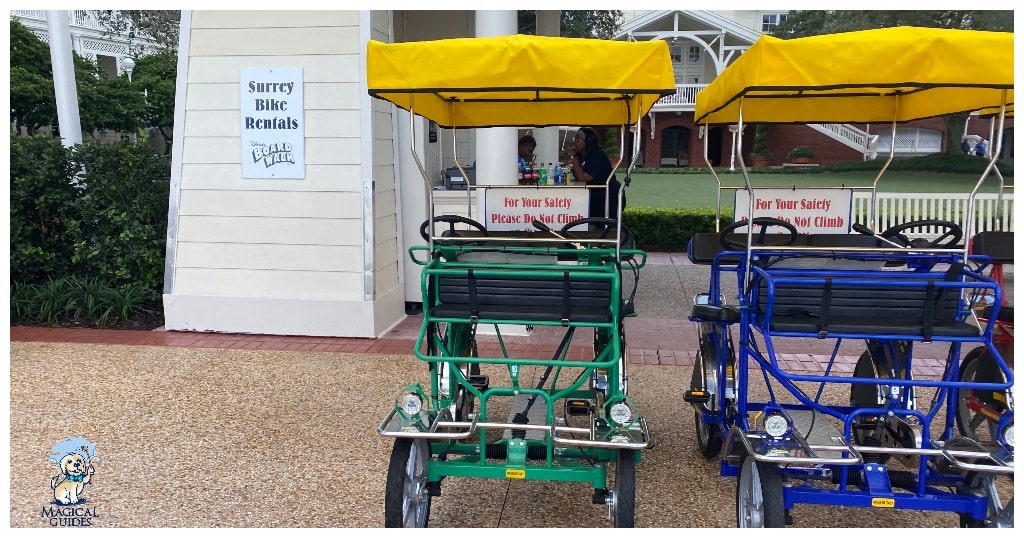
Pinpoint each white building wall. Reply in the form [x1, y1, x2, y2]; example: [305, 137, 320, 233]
[711, 10, 763, 33]
[164, 10, 404, 337]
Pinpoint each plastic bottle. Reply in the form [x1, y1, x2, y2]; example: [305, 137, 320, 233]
[554, 163, 564, 185]
[538, 163, 548, 185]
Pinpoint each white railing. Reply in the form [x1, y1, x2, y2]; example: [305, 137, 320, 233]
[655, 84, 707, 107]
[809, 123, 871, 151]
[11, 10, 105, 30]
[852, 191, 1013, 240]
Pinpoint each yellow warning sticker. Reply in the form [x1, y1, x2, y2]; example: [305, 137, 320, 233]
[506, 469, 526, 479]
[872, 498, 895, 508]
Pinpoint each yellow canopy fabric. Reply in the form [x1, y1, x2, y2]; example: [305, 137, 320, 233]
[695, 27, 1014, 125]
[978, 104, 1014, 118]
[367, 35, 676, 128]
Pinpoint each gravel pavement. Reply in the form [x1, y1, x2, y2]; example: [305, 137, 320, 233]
[10, 341, 978, 529]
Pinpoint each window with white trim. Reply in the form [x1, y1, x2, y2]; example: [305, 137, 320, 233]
[669, 45, 683, 64]
[687, 45, 701, 63]
[762, 13, 788, 33]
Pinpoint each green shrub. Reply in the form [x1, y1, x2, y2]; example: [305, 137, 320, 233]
[9, 136, 84, 284]
[10, 135, 170, 291]
[70, 141, 171, 291]
[823, 152, 1013, 176]
[10, 135, 169, 328]
[786, 145, 816, 161]
[623, 207, 732, 252]
[751, 124, 773, 159]
[9, 275, 158, 327]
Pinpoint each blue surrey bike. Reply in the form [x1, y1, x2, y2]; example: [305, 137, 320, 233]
[685, 27, 1013, 528]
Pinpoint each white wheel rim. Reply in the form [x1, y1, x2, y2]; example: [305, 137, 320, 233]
[738, 458, 764, 527]
[402, 440, 430, 527]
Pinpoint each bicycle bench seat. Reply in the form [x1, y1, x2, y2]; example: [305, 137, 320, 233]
[430, 272, 614, 324]
[971, 231, 1014, 263]
[687, 233, 881, 265]
[690, 304, 741, 323]
[752, 277, 979, 339]
[980, 304, 1014, 323]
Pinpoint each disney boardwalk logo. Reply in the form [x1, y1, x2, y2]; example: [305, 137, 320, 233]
[251, 141, 297, 168]
[40, 436, 101, 527]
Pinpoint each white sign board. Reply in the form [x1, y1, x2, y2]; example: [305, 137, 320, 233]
[734, 188, 853, 233]
[240, 67, 304, 179]
[484, 188, 589, 231]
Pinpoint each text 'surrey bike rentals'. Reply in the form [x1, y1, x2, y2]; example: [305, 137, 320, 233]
[686, 27, 1013, 528]
[366, 35, 675, 527]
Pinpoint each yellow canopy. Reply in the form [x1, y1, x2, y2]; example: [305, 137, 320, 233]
[978, 104, 1014, 118]
[367, 34, 676, 128]
[695, 27, 1014, 125]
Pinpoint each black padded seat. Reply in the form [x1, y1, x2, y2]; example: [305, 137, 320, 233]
[687, 233, 811, 265]
[690, 304, 741, 323]
[980, 304, 1014, 323]
[687, 232, 883, 265]
[754, 281, 977, 339]
[431, 274, 613, 324]
[971, 231, 1014, 263]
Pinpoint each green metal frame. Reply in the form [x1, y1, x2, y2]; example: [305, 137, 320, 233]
[381, 243, 649, 488]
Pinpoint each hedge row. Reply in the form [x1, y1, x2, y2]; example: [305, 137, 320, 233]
[10, 135, 171, 293]
[623, 206, 732, 252]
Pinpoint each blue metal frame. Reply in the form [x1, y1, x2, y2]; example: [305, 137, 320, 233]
[691, 245, 1014, 524]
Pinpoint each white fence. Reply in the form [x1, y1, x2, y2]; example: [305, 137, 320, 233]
[852, 191, 1013, 240]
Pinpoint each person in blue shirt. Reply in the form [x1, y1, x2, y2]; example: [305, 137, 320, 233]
[975, 139, 988, 157]
[564, 127, 623, 219]
[518, 134, 536, 170]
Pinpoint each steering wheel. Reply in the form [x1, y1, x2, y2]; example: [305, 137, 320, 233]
[560, 217, 634, 248]
[880, 219, 962, 248]
[419, 215, 488, 245]
[719, 217, 798, 250]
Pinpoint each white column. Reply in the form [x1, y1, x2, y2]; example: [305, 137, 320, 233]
[47, 10, 82, 147]
[475, 11, 517, 185]
[534, 11, 561, 167]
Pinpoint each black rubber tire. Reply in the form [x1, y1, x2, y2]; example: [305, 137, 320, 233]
[958, 471, 1013, 528]
[613, 449, 636, 528]
[694, 409, 723, 459]
[450, 327, 479, 423]
[955, 347, 1006, 442]
[384, 438, 431, 528]
[691, 333, 723, 458]
[849, 343, 911, 464]
[850, 348, 882, 409]
[736, 454, 786, 528]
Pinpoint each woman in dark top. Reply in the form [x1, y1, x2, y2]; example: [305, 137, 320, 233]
[565, 127, 623, 220]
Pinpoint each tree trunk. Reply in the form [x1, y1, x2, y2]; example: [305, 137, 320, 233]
[944, 112, 970, 154]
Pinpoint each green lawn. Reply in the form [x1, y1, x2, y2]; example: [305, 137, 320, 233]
[623, 170, 1013, 210]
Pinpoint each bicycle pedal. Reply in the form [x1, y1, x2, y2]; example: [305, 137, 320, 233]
[565, 399, 594, 416]
[684, 390, 711, 404]
[469, 374, 490, 391]
[427, 481, 441, 497]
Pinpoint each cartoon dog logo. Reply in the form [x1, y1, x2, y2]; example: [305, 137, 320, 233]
[47, 437, 98, 505]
